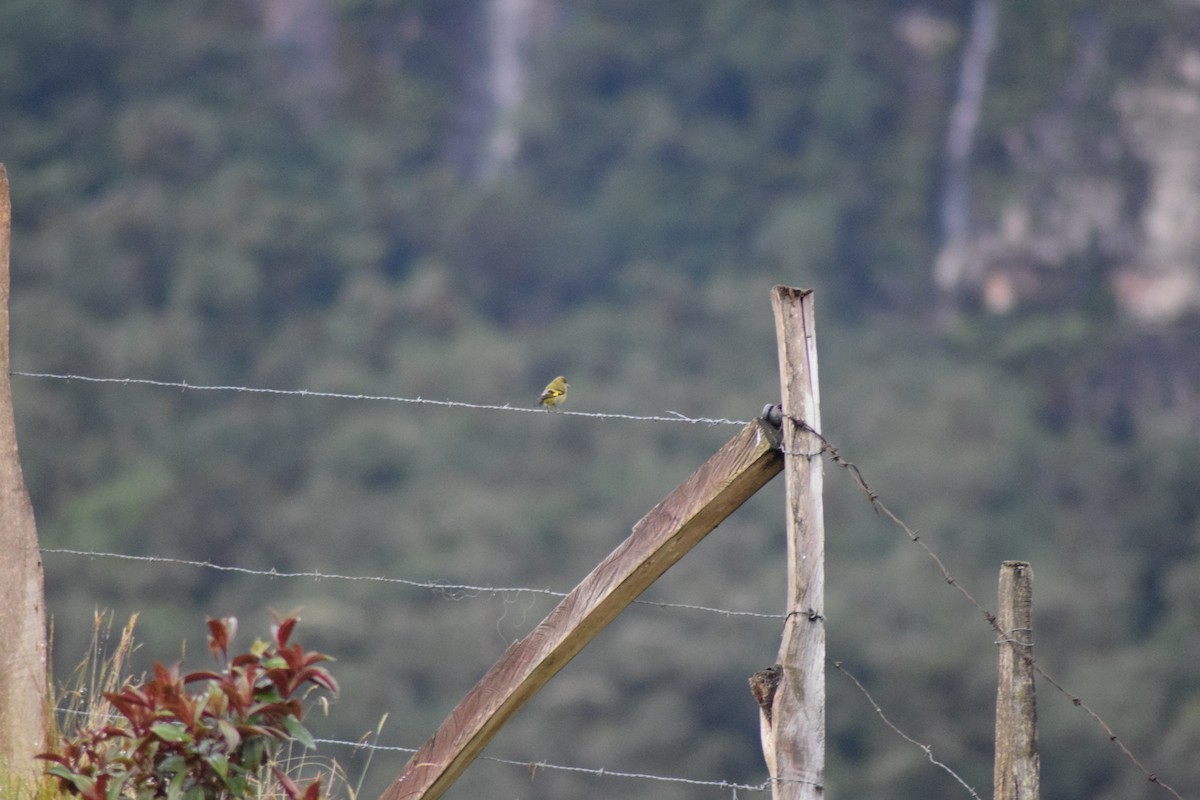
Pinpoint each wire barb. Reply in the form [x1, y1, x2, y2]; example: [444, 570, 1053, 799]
[995, 627, 1034, 647]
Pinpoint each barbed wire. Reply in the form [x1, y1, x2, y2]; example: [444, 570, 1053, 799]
[790, 415, 1187, 800]
[40, 548, 785, 620]
[54, 656, 951, 798]
[54, 656, 976, 797]
[829, 659, 981, 799]
[11, 371, 748, 427]
[23, 371, 1186, 795]
[44, 546, 1063, 798]
[51, 705, 770, 794]
[313, 735, 773, 794]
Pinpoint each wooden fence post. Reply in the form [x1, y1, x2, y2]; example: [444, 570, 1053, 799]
[994, 560, 1038, 800]
[764, 286, 825, 799]
[378, 419, 784, 800]
[0, 164, 49, 776]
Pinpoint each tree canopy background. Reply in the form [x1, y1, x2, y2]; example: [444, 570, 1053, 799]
[4, 1, 1200, 798]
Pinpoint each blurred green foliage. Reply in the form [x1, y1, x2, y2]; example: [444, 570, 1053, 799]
[4, 1, 1200, 798]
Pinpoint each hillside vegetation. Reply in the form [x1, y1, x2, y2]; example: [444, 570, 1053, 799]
[4, 2, 1200, 798]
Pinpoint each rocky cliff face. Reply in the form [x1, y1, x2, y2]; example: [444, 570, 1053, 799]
[938, 11, 1200, 324]
[1116, 42, 1200, 322]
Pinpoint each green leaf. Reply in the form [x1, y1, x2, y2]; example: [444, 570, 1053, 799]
[150, 722, 192, 743]
[281, 715, 315, 750]
[206, 751, 229, 779]
[240, 736, 267, 770]
[221, 772, 249, 796]
[216, 717, 241, 749]
[164, 769, 187, 800]
[262, 654, 288, 670]
[46, 764, 96, 794]
[157, 754, 187, 777]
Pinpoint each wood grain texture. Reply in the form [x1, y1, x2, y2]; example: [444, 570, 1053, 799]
[0, 164, 49, 776]
[378, 418, 783, 800]
[768, 286, 825, 799]
[994, 561, 1039, 800]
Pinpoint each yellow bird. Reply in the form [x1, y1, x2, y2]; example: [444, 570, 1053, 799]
[538, 375, 569, 411]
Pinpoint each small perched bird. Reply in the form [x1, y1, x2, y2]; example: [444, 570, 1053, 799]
[538, 375, 569, 411]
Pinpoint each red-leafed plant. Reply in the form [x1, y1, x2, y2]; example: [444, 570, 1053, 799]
[39, 615, 338, 800]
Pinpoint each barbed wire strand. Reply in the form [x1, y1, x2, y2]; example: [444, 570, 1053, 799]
[51, 705, 769, 794]
[318, 734, 811, 793]
[23, 372, 1182, 794]
[325, 736, 771, 794]
[790, 416, 1186, 800]
[11, 371, 747, 427]
[55, 655, 965, 797]
[47, 558, 1018, 797]
[829, 659, 981, 799]
[40, 548, 785, 620]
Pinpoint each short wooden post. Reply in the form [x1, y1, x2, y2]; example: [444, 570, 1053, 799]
[765, 286, 825, 799]
[0, 164, 49, 776]
[994, 561, 1038, 800]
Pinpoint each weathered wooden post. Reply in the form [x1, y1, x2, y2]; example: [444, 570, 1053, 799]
[760, 286, 825, 799]
[378, 419, 784, 800]
[994, 560, 1038, 800]
[0, 164, 49, 777]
